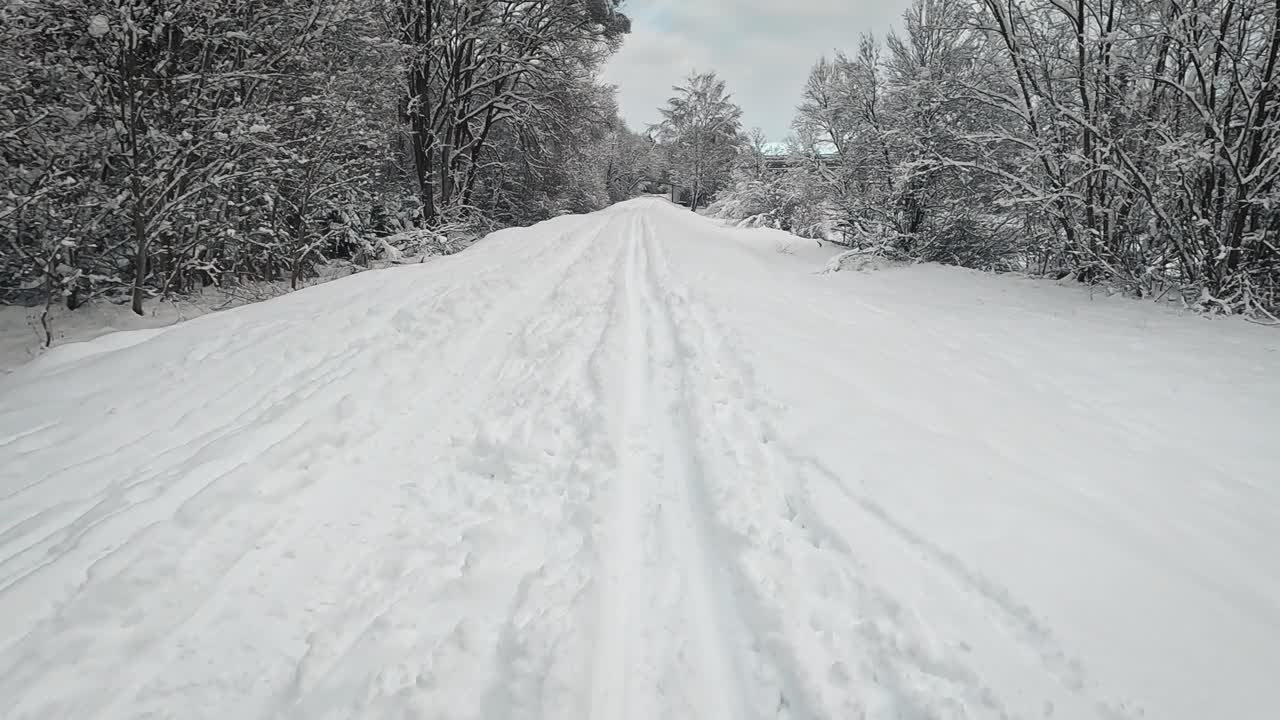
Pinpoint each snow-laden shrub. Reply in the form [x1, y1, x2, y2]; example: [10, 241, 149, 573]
[708, 170, 828, 240]
[823, 249, 904, 273]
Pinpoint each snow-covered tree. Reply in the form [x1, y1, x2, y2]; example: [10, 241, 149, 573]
[1, 1, 399, 313]
[974, 0, 1280, 307]
[750, 0, 1280, 312]
[392, 0, 629, 223]
[653, 71, 744, 211]
[601, 122, 661, 202]
[709, 130, 830, 238]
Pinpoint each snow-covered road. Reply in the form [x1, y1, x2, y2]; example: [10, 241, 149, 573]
[2, 198, 1278, 720]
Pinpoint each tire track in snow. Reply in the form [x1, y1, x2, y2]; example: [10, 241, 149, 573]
[645, 212, 1141, 719]
[632, 218, 753, 720]
[591, 214, 763, 720]
[0, 213, 618, 720]
[589, 213, 650, 720]
[458, 213, 636, 720]
[643, 220, 865, 720]
[644, 213, 1083, 719]
[278, 211, 632, 720]
[648, 239, 1008, 718]
[743, 296, 1151, 713]
[257, 214, 625, 719]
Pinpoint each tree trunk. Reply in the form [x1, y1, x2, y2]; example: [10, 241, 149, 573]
[123, 42, 148, 317]
[1222, 2, 1280, 279]
[439, 143, 452, 208]
[130, 173, 148, 316]
[404, 0, 436, 223]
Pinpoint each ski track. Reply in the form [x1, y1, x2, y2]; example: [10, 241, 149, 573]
[1, 198, 1278, 720]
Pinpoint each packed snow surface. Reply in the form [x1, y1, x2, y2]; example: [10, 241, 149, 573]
[1, 198, 1277, 719]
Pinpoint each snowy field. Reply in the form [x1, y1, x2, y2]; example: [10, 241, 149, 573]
[1, 198, 1277, 719]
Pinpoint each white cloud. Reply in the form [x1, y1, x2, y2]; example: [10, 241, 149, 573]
[602, 0, 911, 141]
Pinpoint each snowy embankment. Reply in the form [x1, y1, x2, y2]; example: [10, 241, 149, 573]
[1, 248, 461, 373]
[0, 299, 191, 373]
[1, 198, 1277, 719]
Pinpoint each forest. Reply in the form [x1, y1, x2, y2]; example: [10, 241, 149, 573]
[709, 0, 1280, 317]
[1, 0, 650, 316]
[4, 0, 1280, 318]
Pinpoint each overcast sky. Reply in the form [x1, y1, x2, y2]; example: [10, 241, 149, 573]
[601, 0, 913, 142]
